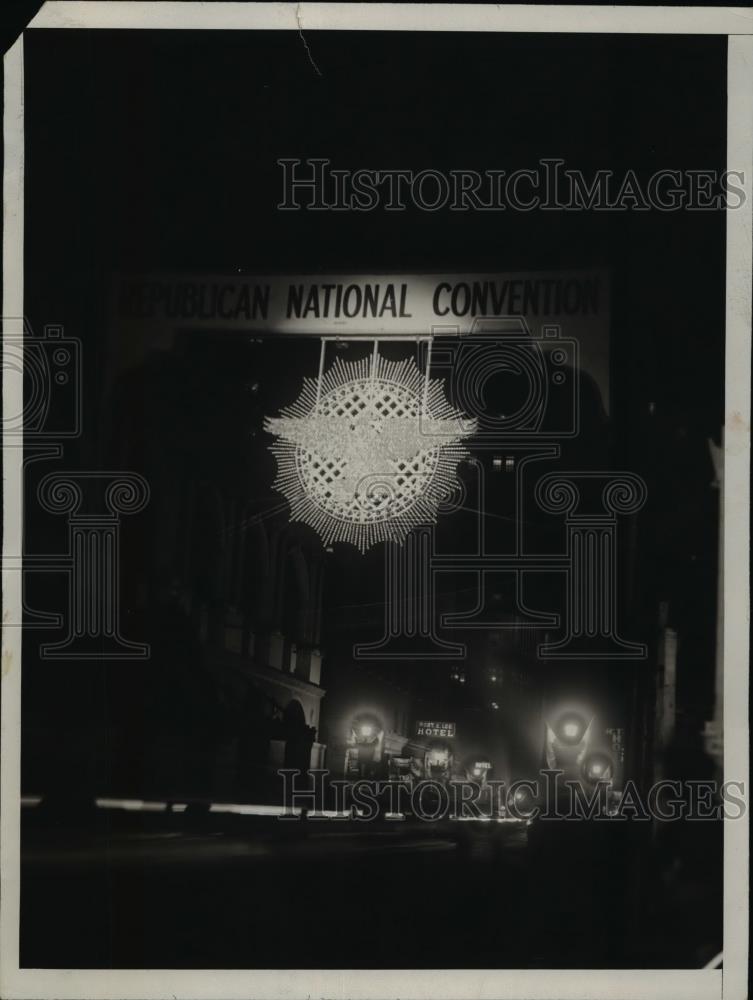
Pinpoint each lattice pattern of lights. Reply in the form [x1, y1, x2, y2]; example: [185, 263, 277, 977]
[264, 353, 475, 551]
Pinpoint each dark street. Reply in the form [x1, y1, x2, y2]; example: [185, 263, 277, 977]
[21, 805, 721, 970]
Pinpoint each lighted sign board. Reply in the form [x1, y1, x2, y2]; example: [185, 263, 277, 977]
[416, 720, 456, 738]
[112, 268, 611, 409]
[606, 727, 626, 764]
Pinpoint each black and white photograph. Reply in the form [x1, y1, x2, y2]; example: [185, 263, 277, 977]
[1, 4, 750, 999]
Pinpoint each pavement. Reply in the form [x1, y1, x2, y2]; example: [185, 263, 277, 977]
[19, 802, 722, 969]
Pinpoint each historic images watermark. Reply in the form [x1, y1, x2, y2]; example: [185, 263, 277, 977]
[278, 158, 746, 212]
[353, 317, 646, 663]
[279, 769, 746, 823]
[1, 316, 150, 658]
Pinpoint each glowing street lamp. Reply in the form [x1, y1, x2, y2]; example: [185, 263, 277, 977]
[582, 751, 613, 785]
[346, 713, 384, 779]
[350, 713, 382, 745]
[545, 710, 594, 773]
[555, 711, 587, 746]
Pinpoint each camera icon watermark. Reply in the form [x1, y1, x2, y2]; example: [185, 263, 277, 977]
[2, 317, 149, 658]
[421, 316, 580, 445]
[1, 317, 82, 443]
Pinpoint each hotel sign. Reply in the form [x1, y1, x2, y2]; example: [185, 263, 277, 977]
[416, 720, 456, 738]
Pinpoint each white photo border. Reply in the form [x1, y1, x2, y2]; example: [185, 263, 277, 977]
[2, 5, 750, 999]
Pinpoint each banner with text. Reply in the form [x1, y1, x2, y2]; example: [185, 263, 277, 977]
[112, 269, 610, 407]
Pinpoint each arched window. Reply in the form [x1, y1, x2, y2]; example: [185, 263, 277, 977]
[283, 699, 306, 729]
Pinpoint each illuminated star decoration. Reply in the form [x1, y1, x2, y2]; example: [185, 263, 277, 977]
[264, 353, 476, 552]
